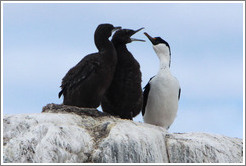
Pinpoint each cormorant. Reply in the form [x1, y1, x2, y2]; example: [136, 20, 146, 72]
[58, 23, 121, 108]
[101, 28, 145, 120]
[142, 32, 181, 129]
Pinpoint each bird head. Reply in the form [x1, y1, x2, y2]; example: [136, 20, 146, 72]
[144, 32, 171, 66]
[95, 23, 121, 39]
[112, 27, 145, 44]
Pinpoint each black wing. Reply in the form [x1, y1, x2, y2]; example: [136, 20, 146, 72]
[58, 54, 100, 98]
[142, 76, 155, 116]
[178, 87, 181, 100]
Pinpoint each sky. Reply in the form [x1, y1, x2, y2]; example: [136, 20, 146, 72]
[2, 2, 244, 139]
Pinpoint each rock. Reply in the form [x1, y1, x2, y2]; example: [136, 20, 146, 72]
[166, 132, 243, 163]
[3, 104, 243, 163]
[91, 121, 168, 163]
[3, 113, 93, 163]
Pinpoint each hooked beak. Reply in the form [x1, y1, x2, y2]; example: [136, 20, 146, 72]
[144, 32, 155, 45]
[130, 27, 145, 42]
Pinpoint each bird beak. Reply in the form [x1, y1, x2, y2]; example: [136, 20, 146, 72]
[130, 27, 145, 42]
[112, 26, 122, 33]
[144, 32, 155, 45]
[130, 38, 146, 42]
[133, 27, 145, 35]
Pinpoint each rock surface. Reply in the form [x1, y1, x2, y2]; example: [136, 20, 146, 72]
[3, 104, 243, 163]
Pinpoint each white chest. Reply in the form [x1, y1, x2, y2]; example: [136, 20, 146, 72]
[143, 70, 180, 129]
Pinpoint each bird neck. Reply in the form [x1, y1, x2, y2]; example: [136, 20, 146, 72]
[95, 36, 114, 52]
[95, 37, 117, 63]
[153, 44, 171, 70]
[112, 41, 131, 60]
[157, 60, 171, 77]
[112, 40, 127, 50]
[157, 53, 170, 71]
[159, 62, 169, 72]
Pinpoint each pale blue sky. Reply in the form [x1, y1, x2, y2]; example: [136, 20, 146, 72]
[2, 2, 244, 138]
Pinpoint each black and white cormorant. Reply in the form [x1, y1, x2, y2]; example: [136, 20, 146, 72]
[58, 23, 121, 108]
[101, 28, 145, 120]
[142, 32, 181, 129]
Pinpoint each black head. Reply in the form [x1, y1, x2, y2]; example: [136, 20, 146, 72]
[144, 32, 170, 49]
[95, 23, 121, 39]
[112, 27, 145, 44]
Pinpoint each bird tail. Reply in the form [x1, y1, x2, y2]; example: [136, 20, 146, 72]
[58, 89, 64, 98]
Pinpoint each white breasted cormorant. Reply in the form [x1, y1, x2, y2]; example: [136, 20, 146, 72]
[142, 32, 181, 129]
[58, 23, 121, 108]
[101, 28, 145, 120]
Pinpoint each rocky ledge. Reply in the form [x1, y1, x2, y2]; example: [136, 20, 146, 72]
[3, 104, 243, 163]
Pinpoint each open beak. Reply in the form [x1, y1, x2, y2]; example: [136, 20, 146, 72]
[133, 27, 145, 35]
[144, 32, 155, 45]
[130, 27, 145, 42]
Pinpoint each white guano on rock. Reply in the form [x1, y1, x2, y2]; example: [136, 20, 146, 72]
[3, 104, 243, 163]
